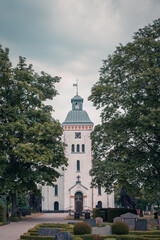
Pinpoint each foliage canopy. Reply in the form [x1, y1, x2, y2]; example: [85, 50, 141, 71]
[0, 46, 67, 212]
[89, 19, 160, 197]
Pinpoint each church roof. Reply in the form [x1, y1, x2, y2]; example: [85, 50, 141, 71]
[71, 95, 83, 102]
[63, 110, 93, 124]
[62, 94, 93, 125]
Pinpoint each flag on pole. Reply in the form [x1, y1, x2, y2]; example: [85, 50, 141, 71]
[73, 83, 77, 87]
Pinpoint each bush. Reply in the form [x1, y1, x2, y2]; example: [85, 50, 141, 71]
[108, 208, 137, 223]
[73, 237, 83, 240]
[9, 214, 21, 222]
[0, 204, 6, 224]
[73, 222, 92, 235]
[93, 208, 101, 219]
[111, 221, 129, 235]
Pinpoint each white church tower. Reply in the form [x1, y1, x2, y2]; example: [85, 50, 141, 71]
[42, 91, 114, 212]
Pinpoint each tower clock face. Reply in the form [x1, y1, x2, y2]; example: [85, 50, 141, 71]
[75, 132, 81, 138]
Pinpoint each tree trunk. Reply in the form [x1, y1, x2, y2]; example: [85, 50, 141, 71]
[11, 192, 17, 216]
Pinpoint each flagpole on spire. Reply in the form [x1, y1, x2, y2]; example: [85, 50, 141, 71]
[73, 79, 79, 95]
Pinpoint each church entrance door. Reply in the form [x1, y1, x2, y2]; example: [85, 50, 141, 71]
[75, 192, 83, 213]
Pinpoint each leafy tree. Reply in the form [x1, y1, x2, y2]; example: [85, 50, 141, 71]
[89, 19, 160, 197]
[0, 46, 67, 214]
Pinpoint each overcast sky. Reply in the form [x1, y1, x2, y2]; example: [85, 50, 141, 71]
[0, 0, 160, 125]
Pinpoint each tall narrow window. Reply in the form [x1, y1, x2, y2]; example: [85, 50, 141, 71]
[82, 144, 85, 153]
[77, 144, 80, 152]
[97, 201, 102, 208]
[55, 184, 58, 196]
[72, 144, 75, 152]
[98, 185, 101, 195]
[77, 160, 80, 171]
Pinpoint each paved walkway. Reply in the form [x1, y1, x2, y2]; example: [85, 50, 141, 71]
[0, 213, 71, 240]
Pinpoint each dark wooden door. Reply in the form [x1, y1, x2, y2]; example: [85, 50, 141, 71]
[75, 192, 83, 212]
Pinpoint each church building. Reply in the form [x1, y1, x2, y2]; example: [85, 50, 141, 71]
[42, 92, 114, 212]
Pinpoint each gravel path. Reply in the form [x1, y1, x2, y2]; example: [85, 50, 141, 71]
[0, 213, 71, 240]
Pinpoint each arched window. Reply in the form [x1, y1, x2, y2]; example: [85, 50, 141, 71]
[77, 144, 80, 152]
[55, 184, 58, 196]
[97, 201, 102, 208]
[54, 201, 59, 211]
[98, 185, 101, 195]
[82, 144, 85, 152]
[72, 144, 75, 152]
[77, 160, 80, 171]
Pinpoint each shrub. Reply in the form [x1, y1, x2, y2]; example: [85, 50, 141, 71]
[111, 221, 129, 235]
[93, 208, 100, 219]
[108, 208, 137, 223]
[0, 204, 6, 224]
[73, 222, 92, 235]
[93, 234, 102, 240]
[9, 214, 21, 222]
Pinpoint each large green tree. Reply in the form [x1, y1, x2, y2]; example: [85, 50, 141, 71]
[0, 46, 67, 214]
[89, 19, 160, 197]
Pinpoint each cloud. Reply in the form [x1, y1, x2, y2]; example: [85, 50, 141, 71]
[0, 0, 160, 125]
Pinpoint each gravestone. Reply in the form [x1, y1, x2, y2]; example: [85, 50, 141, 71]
[120, 212, 137, 227]
[113, 217, 121, 223]
[83, 219, 96, 227]
[95, 217, 103, 225]
[151, 205, 155, 214]
[85, 212, 90, 219]
[135, 220, 147, 231]
[74, 212, 80, 219]
[140, 209, 143, 217]
[38, 228, 60, 236]
[92, 225, 112, 235]
[55, 232, 72, 240]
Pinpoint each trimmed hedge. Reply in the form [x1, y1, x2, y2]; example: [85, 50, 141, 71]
[73, 222, 92, 235]
[0, 204, 6, 224]
[20, 236, 55, 240]
[112, 221, 129, 235]
[93, 208, 137, 222]
[108, 208, 137, 223]
[93, 208, 101, 219]
[130, 231, 160, 236]
[20, 223, 160, 240]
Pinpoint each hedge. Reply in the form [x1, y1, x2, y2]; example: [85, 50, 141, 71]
[130, 231, 160, 236]
[0, 204, 6, 224]
[20, 234, 55, 240]
[93, 208, 101, 219]
[20, 223, 160, 240]
[93, 208, 137, 222]
[108, 208, 137, 222]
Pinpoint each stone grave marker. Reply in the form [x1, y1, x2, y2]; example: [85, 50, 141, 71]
[113, 217, 121, 223]
[151, 205, 155, 214]
[120, 212, 137, 227]
[74, 212, 80, 219]
[85, 212, 90, 219]
[38, 228, 60, 236]
[83, 219, 96, 227]
[55, 232, 73, 240]
[95, 217, 103, 225]
[135, 220, 148, 231]
[92, 225, 112, 235]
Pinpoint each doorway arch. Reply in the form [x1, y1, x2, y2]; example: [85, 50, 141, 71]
[75, 191, 83, 212]
[54, 201, 59, 211]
